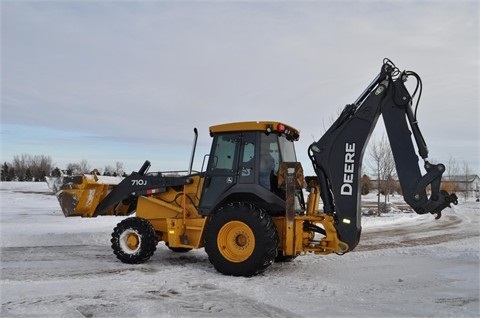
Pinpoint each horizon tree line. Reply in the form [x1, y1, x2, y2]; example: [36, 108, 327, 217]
[1, 155, 126, 182]
[1, 145, 475, 204]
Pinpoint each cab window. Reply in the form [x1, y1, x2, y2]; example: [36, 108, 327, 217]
[209, 133, 239, 171]
[278, 136, 297, 162]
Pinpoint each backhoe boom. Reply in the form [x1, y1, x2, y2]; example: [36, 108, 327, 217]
[308, 59, 457, 251]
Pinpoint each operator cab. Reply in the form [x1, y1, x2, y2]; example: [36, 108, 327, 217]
[197, 121, 300, 215]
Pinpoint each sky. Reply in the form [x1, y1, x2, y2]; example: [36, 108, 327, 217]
[1, 0, 479, 176]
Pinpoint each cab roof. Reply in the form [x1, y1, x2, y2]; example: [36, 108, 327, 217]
[209, 121, 300, 141]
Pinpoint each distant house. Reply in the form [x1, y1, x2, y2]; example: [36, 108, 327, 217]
[369, 174, 480, 199]
[442, 175, 480, 198]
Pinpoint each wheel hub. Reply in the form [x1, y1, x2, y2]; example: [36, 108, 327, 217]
[126, 233, 140, 250]
[218, 221, 255, 263]
[119, 229, 141, 254]
[235, 232, 248, 248]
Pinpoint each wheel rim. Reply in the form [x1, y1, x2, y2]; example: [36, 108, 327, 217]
[217, 221, 255, 263]
[119, 229, 141, 254]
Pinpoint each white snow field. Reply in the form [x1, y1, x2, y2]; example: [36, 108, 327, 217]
[1, 182, 479, 317]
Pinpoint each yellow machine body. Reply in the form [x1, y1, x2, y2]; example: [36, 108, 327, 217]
[134, 175, 206, 249]
[54, 121, 348, 275]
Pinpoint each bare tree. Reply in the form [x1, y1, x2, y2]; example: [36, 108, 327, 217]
[79, 159, 90, 174]
[30, 155, 53, 181]
[66, 159, 90, 175]
[115, 161, 124, 176]
[66, 163, 80, 175]
[12, 154, 29, 181]
[445, 156, 460, 193]
[12, 154, 53, 181]
[462, 161, 471, 201]
[368, 134, 397, 215]
[103, 165, 115, 176]
[382, 148, 396, 199]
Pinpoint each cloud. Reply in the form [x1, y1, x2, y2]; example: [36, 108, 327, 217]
[1, 1, 478, 173]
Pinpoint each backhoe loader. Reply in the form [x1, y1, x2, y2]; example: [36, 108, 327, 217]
[54, 59, 458, 276]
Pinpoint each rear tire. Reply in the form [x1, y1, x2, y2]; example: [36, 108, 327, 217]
[111, 217, 157, 264]
[204, 202, 278, 277]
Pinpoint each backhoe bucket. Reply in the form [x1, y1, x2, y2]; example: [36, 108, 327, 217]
[55, 175, 123, 217]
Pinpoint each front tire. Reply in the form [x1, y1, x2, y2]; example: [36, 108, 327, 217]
[204, 202, 278, 277]
[111, 217, 157, 264]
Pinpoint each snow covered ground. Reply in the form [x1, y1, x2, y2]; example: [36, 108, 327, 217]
[1, 182, 479, 317]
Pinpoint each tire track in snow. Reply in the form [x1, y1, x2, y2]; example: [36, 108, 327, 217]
[356, 213, 478, 251]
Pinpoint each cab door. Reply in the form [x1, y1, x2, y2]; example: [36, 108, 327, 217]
[238, 132, 256, 184]
[198, 132, 240, 214]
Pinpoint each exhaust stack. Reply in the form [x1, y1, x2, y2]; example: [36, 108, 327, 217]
[188, 128, 198, 175]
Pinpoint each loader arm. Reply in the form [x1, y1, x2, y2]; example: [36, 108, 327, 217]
[308, 59, 457, 251]
[92, 161, 193, 216]
[56, 160, 192, 217]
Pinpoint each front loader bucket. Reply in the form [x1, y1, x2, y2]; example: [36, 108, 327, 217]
[56, 175, 122, 217]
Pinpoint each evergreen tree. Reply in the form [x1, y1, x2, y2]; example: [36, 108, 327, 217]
[8, 167, 15, 181]
[361, 174, 372, 195]
[1, 162, 9, 181]
[51, 167, 62, 177]
[25, 168, 32, 181]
